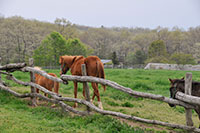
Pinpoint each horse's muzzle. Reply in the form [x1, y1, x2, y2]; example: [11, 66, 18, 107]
[168, 103, 175, 107]
[63, 81, 68, 85]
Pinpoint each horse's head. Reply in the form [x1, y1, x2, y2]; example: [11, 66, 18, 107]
[59, 56, 77, 75]
[168, 77, 185, 107]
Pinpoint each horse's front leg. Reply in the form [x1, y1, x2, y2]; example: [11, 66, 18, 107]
[36, 88, 40, 104]
[73, 81, 78, 108]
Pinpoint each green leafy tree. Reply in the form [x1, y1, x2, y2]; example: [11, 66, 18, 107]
[33, 31, 67, 66]
[170, 53, 196, 65]
[65, 38, 92, 56]
[125, 52, 136, 65]
[146, 40, 169, 63]
[134, 50, 147, 64]
[125, 50, 147, 65]
[111, 51, 119, 65]
[148, 40, 167, 58]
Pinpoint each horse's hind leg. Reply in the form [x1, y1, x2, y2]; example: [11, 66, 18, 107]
[82, 84, 86, 98]
[92, 83, 103, 110]
[91, 91, 95, 103]
[36, 88, 39, 104]
[195, 106, 200, 128]
[73, 81, 78, 108]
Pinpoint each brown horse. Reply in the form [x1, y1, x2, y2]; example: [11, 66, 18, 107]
[169, 78, 200, 127]
[59, 55, 106, 109]
[34, 67, 60, 104]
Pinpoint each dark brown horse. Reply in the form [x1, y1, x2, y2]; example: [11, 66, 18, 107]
[59, 55, 106, 109]
[34, 67, 60, 105]
[169, 78, 200, 127]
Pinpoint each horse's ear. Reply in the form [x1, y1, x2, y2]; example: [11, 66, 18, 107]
[169, 78, 173, 83]
[59, 56, 63, 64]
[181, 77, 184, 80]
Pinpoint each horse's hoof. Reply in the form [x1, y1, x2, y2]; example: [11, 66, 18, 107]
[90, 99, 93, 104]
[73, 103, 78, 108]
[98, 101, 103, 110]
[63, 81, 68, 85]
[51, 104, 56, 107]
[58, 94, 62, 97]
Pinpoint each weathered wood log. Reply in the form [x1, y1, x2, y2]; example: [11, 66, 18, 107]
[0, 57, 2, 84]
[54, 95, 200, 132]
[29, 58, 37, 107]
[81, 64, 91, 113]
[176, 92, 200, 106]
[21, 67, 68, 85]
[0, 83, 87, 115]
[0, 63, 26, 72]
[185, 73, 194, 126]
[61, 75, 195, 109]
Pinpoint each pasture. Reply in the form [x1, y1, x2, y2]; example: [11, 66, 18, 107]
[1, 68, 200, 132]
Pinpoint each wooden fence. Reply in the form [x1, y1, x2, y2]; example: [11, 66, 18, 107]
[0, 60, 200, 132]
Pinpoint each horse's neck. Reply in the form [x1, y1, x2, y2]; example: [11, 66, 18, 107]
[34, 73, 40, 79]
[71, 57, 84, 68]
[70, 57, 85, 75]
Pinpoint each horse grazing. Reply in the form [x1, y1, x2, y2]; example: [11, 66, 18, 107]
[34, 67, 60, 104]
[169, 78, 200, 127]
[59, 55, 106, 109]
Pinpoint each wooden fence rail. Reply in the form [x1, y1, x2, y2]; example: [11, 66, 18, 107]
[0, 62, 200, 132]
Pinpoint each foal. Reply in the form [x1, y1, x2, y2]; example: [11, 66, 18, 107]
[34, 67, 60, 105]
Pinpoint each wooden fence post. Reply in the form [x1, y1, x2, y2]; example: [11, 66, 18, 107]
[81, 64, 91, 113]
[0, 57, 2, 84]
[185, 72, 193, 126]
[29, 58, 37, 107]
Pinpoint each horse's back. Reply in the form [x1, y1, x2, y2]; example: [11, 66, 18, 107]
[71, 56, 85, 75]
[35, 73, 57, 89]
[173, 79, 200, 97]
[84, 56, 105, 78]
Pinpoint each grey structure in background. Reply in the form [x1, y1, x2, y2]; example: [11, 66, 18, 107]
[145, 63, 200, 71]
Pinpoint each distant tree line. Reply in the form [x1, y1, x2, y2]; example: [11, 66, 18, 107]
[0, 16, 200, 66]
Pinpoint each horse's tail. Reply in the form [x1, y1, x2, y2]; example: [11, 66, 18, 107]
[97, 61, 106, 91]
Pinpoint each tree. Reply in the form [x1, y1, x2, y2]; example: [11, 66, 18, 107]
[125, 50, 147, 65]
[148, 40, 167, 58]
[134, 50, 147, 64]
[65, 38, 92, 56]
[54, 18, 78, 40]
[170, 53, 196, 65]
[33, 31, 67, 66]
[111, 51, 119, 65]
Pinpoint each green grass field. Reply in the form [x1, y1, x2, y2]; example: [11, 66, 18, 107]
[1, 69, 200, 132]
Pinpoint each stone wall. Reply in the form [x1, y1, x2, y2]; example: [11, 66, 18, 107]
[144, 63, 200, 71]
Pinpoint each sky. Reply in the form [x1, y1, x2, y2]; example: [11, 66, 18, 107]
[0, 0, 200, 29]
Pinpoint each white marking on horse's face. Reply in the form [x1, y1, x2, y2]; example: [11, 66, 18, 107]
[173, 83, 177, 88]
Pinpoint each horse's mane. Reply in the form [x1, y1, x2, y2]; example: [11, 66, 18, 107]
[173, 79, 185, 84]
[173, 79, 200, 86]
